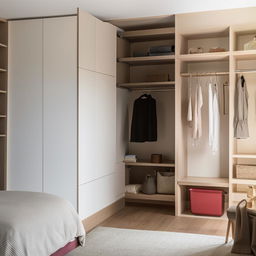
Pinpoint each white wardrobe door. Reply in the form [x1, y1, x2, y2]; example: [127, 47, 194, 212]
[95, 20, 116, 76]
[78, 10, 96, 71]
[8, 19, 43, 191]
[79, 70, 116, 185]
[43, 17, 77, 208]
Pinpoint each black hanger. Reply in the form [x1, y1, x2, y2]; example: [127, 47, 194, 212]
[241, 75, 245, 88]
[140, 94, 149, 99]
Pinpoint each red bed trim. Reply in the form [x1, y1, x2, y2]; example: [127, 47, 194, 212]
[50, 238, 79, 256]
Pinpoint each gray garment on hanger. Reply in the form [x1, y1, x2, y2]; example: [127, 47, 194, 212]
[234, 76, 249, 139]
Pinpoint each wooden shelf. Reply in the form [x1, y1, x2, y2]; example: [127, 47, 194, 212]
[118, 55, 175, 65]
[178, 176, 229, 188]
[0, 115, 6, 118]
[0, 90, 7, 94]
[0, 134, 6, 137]
[125, 192, 175, 202]
[179, 52, 229, 62]
[118, 81, 175, 89]
[233, 50, 256, 60]
[121, 27, 175, 41]
[232, 178, 256, 185]
[181, 71, 229, 77]
[124, 161, 175, 167]
[0, 18, 7, 23]
[0, 43, 7, 48]
[180, 210, 227, 220]
[232, 154, 256, 159]
[0, 68, 7, 72]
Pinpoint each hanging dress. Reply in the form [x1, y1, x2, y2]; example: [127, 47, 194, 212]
[192, 82, 203, 140]
[187, 76, 193, 123]
[208, 83, 220, 153]
[234, 76, 249, 139]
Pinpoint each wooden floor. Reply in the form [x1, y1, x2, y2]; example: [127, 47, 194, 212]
[100, 203, 227, 237]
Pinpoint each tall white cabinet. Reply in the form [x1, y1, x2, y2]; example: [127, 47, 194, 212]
[78, 10, 123, 219]
[8, 16, 78, 208]
[7, 10, 121, 219]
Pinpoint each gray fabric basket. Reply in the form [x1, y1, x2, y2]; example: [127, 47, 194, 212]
[157, 171, 175, 194]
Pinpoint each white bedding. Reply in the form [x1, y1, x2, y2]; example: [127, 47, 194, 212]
[0, 191, 85, 256]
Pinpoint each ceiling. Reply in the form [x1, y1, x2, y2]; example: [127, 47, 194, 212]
[0, 0, 255, 20]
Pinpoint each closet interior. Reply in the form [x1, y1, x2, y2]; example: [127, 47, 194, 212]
[0, 18, 7, 190]
[175, 9, 256, 217]
[230, 25, 256, 207]
[114, 16, 176, 205]
[176, 28, 230, 218]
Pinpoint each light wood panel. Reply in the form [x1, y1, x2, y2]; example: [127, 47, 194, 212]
[118, 55, 175, 65]
[118, 81, 175, 89]
[83, 198, 125, 232]
[178, 177, 229, 188]
[122, 27, 175, 41]
[124, 161, 175, 167]
[125, 193, 175, 202]
[108, 15, 175, 30]
[232, 178, 256, 185]
[179, 52, 229, 62]
[233, 50, 256, 60]
[233, 154, 256, 159]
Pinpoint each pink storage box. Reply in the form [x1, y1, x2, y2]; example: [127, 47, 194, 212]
[189, 188, 224, 216]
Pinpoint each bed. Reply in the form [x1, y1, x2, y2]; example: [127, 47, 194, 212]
[0, 191, 85, 256]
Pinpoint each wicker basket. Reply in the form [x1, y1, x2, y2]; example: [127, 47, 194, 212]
[236, 165, 256, 192]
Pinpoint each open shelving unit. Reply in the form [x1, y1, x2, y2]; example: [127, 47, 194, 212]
[175, 24, 231, 218]
[228, 24, 256, 206]
[115, 15, 176, 209]
[0, 17, 7, 190]
[113, 9, 256, 218]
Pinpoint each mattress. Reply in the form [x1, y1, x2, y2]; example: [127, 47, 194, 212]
[0, 191, 85, 256]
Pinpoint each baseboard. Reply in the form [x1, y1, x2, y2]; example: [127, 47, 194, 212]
[83, 198, 125, 232]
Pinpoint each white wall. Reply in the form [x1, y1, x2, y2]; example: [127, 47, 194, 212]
[78, 10, 123, 219]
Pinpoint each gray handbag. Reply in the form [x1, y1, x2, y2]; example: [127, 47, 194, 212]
[142, 174, 156, 194]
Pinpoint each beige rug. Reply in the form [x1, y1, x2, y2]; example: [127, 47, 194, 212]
[67, 227, 249, 256]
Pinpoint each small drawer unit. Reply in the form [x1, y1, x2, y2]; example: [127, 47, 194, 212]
[189, 188, 224, 217]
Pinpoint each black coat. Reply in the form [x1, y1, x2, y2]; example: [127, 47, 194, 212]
[130, 94, 157, 142]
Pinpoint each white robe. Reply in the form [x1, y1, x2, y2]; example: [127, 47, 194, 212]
[208, 83, 220, 153]
[192, 84, 203, 140]
[234, 76, 249, 139]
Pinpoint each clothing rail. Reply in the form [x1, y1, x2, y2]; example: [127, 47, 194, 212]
[180, 72, 229, 77]
[128, 87, 175, 92]
[235, 69, 256, 74]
